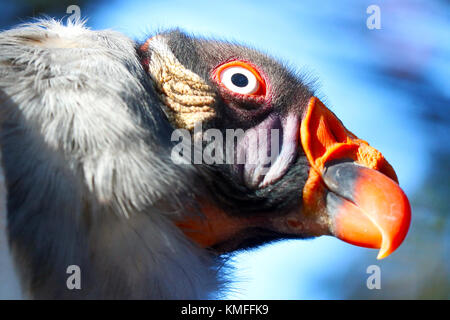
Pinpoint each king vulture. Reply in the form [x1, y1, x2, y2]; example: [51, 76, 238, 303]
[0, 20, 411, 299]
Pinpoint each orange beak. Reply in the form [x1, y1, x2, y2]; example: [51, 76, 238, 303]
[301, 97, 411, 259]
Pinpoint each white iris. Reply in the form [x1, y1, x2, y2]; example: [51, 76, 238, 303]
[220, 66, 259, 95]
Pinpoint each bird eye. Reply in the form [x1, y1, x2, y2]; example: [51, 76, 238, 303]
[220, 67, 258, 95]
[214, 61, 266, 97]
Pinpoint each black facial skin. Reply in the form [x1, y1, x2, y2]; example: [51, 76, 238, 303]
[140, 30, 318, 250]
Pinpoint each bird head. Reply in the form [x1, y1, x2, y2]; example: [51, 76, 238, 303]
[139, 30, 411, 259]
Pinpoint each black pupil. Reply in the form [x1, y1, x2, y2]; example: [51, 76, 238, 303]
[231, 73, 249, 87]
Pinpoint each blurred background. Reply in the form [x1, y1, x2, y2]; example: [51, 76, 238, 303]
[1, 0, 448, 299]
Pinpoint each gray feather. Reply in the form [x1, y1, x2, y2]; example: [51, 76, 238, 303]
[0, 19, 220, 299]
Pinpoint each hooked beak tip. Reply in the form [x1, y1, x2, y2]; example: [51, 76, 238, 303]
[325, 162, 411, 259]
[300, 96, 411, 259]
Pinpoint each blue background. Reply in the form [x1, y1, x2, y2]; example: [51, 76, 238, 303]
[1, 0, 449, 299]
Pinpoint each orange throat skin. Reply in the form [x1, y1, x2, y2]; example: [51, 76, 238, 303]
[175, 202, 246, 249]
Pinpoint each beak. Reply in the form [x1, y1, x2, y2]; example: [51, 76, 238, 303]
[300, 97, 411, 259]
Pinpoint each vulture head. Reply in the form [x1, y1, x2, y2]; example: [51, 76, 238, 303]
[0, 20, 411, 299]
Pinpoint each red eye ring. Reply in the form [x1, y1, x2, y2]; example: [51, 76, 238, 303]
[213, 60, 267, 97]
